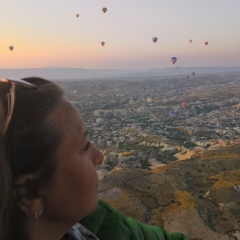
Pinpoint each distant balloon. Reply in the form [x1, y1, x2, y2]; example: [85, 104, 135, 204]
[204, 41, 208, 46]
[76, 14, 79, 18]
[186, 75, 189, 79]
[101, 41, 105, 46]
[192, 72, 195, 77]
[152, 37, 158, 43]
[189, 39, 192, 43]
[9, 46, 14, 51]
[169, 111, 176, 117]
[181, 102, 187, 108]
[170, 57, 177, 64]
[102, 7, 107, 13]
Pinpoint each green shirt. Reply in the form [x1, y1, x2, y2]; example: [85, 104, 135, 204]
[81, 200, 190, 240]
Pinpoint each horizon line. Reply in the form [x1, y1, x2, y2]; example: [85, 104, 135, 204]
[1, 66, 240, 70]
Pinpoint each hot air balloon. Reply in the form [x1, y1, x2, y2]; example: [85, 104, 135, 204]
[181, 102, 187, 108]
[186, 75, 189, 79]
[76, 14, 79, 18]
[101, 42, 105, 46]
[152, 37, 158, 43]
[189, 39, 192, 43]
[170, 57, 177, 64]
[192, 72, 195, 77]
[204, 41, 208, 46]
[169, 111, 176, 117]
[102, 7, 107, 13]
[9, 46, 14, 51]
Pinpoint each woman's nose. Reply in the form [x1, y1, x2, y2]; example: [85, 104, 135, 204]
[92, 145, 104, 166]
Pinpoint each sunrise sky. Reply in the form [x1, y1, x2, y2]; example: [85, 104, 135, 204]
[1, 0, 240, 69]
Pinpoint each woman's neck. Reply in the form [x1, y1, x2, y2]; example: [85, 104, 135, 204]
[27, 218, 73, 240]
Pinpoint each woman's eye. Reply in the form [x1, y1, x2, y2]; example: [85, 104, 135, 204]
[84, 142, 91, 151]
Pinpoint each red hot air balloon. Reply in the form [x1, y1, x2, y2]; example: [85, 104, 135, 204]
[181, 102, 187, 108]
[204, 41, 208, 46]
[102, 7, 107, 13]
[101, 42, 105, 46]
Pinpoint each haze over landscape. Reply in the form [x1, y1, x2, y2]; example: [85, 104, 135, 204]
[1, 66, 240, 81]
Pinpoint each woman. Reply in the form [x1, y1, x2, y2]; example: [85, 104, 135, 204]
[0, 77, 189, 240]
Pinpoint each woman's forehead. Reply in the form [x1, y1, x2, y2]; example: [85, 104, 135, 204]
[48, 98, 85, 136]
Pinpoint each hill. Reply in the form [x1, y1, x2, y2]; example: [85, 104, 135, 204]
[97, 146, 240, 239]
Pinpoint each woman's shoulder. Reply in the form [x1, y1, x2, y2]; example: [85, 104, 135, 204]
[81, 200, 190, 240]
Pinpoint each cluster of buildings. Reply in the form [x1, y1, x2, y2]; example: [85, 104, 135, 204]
[60, 74, 240, 173]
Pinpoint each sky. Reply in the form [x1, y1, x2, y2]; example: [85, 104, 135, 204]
[1, 0, 240, 69]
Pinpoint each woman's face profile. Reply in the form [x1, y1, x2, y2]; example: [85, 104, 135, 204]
[41, 98, 104, 226]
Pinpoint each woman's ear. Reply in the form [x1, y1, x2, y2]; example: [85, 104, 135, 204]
[14, 175, 44, 220]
